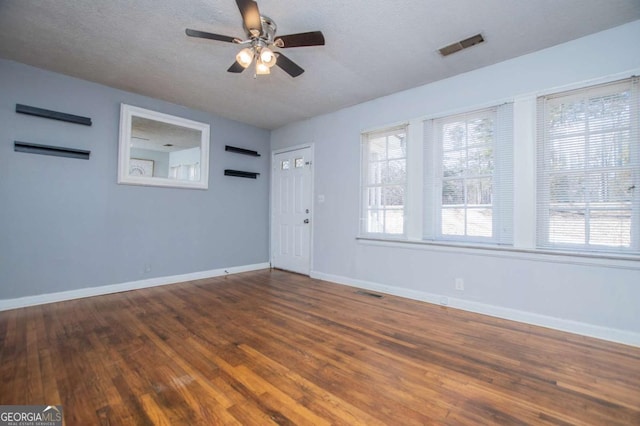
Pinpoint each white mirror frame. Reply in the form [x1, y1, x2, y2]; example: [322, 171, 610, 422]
[118, 104, 210, 189]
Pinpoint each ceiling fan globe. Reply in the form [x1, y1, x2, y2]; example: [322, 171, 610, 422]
[259, 47, 277, 68]
[256, 59, 271, 75]
[236, 47, 254, 68]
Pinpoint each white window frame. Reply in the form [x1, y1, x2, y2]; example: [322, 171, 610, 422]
[356, 72, 640, 266]
[536, 77, 639, 255]
[360, 125, 409, 237]
[424, 104, 513, 245]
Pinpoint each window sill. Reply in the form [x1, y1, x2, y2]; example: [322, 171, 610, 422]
[355, 236, 640, 270]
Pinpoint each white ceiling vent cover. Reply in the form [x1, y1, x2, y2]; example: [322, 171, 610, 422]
[438, 33, 485, 56]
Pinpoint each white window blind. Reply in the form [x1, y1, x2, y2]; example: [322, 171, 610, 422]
[361, 125, 408, 235]
[537, 77, 639, 254]
[424, 104, 513, 244]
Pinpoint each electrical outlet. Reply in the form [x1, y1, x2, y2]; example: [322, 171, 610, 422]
[455, 278, 464, 291]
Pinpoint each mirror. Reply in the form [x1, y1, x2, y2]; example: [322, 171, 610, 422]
[118, 104, 210, 189]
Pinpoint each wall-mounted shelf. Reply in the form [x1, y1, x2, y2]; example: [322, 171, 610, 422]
[16, 104, 92, 126]
[14, 141, 91, 160]
[225, 145, 260, 156]
[224, 169, 259, 179]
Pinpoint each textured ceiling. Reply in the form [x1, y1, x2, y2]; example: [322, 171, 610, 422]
[0, 1, 639, 129]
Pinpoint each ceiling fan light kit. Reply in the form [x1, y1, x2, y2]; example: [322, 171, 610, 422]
[186, 0, 325, 78]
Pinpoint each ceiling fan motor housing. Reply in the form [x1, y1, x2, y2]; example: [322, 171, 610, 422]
[258, 15, 277, 44]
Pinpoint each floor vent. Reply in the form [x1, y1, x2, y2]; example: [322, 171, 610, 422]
[438, 33, 484, 56]
[355, 290, 383, 298]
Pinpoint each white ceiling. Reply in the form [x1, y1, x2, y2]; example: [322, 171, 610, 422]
[0, 1, 638, 130]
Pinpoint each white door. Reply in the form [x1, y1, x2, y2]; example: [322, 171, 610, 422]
[272, 147, 312, 275]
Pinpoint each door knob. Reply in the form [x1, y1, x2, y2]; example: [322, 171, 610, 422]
[304, 219, 310, 224]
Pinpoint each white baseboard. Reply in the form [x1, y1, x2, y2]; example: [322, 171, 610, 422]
[310, 270, 640, 348]
[0, 262, 270, 311]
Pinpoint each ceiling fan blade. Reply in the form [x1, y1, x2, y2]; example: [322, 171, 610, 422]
[227, 61, 246, 73]
[275, 31, 325, 48]
[275, 53, 304, 78]
[185, 29, 237, 43]
[235, 0, 262, 36]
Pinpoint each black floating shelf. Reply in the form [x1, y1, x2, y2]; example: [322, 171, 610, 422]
[225, 145, 260, 156]
[16, 104, 92, 126]
[224, 169, 259, 179]
[14, 141, 91, 160]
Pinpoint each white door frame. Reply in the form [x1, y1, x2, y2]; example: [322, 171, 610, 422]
[270, 143, 314, 274]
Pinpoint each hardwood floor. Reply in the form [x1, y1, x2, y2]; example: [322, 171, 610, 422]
[1, 269, 639, 425]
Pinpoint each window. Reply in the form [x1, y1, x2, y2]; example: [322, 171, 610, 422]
[361, 126, 408, 235]
[537, 77, 639, 254]
[424, 105, 513, 244]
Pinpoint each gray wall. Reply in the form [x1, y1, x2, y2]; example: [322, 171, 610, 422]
[272, 21, 640, 337]
[0, 58, 270, 299]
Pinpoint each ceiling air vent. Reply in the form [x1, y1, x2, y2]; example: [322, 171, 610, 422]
[438, 33, 485, 56]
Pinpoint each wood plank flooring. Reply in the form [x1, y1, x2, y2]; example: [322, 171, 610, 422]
[1, 269, 639, 425]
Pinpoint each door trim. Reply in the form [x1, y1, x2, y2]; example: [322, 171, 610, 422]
[270, 143, 314, 275]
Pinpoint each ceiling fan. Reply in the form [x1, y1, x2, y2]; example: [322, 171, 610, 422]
[185, 0, 325, 78]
